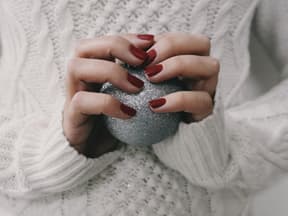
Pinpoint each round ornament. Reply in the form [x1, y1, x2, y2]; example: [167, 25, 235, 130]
[101, 65, 183, 146]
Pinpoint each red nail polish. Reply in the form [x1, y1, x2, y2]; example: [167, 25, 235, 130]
[120, 103, 136, 116]
[137, 34, 154, 41]
[144, 64, 163, 77]
[149, 98, 166, 109]
[127, 73, 144, 88]
[129, 45, 148, 60]
[145, 49, 157, 65]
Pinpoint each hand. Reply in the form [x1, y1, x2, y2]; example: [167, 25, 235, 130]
[63, 34, 154, 157]
[144, 33, 219, 122]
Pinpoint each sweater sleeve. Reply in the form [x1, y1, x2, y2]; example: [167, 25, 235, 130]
[0, 64, 121, 198]
[0, 2, 122, 199]
[0, 97, 122, 198]
[153, 0, 288, 192]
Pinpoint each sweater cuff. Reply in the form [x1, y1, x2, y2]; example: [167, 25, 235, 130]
[18, 103, 121, 196]
[153, 109, 234, 188]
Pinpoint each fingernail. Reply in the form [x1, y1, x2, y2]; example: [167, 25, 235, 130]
[137, 34, 154, 41]
[145, 49, 157, 65]
[144, 64, 163, 77]
[129, 45, 148, 60]
[149, 98, 166, 109]
[127, 73, 144, 88]
[120, 103, 136, 116]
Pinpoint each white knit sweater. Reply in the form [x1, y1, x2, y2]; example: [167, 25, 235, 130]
[0, 0, 287, 215]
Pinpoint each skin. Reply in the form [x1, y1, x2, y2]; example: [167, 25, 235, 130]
[63, 33, 220, 158]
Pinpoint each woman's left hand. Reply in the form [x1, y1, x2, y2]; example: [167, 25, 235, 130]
[144, 33, 220, 122]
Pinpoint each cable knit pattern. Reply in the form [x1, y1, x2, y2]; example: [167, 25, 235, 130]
[0, 0, 288, 215]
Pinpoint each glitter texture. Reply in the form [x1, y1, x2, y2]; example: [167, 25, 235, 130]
[101, 65, 183, 146]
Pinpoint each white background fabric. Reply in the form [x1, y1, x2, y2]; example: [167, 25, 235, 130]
[249, 29, 287, 216]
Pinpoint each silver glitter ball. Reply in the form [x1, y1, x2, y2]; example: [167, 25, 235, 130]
[101, 65, 183, 146]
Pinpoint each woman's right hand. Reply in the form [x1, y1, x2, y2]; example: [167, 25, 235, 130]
[63, 34, 154, 157]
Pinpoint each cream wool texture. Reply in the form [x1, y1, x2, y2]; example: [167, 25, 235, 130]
[0, 0, 288, 215]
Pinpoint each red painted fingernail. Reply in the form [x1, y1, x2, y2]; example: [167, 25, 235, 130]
[144, 64, 163, 77]
[145, 49, 157, 65]
[129, 45, 148, 60]
[127, 73, 144, 88]
[149, 98, 166, 109]
[137, 34, 154, 41]
[120, 103, 136, 116]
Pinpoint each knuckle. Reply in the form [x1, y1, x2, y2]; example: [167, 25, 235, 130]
[165, 34, 174, 42]
[172, 56, 185, 72]
[105, 36, 123, 58]
[74, 39, 88, 56]
[201, 92, 213, 110]
[101, 94, 114, 109]
[110, 63, 122, 75]
[164, 35, 177, 52]
[102, 67, 115, 84]
[160, 32, 170, 37]
[71, 91, 85, 111]
[201, 36, 211, 51]
[210, 57, 220, 74]
[109, 35, 124, 46]
[179, 92, 188, 111]
[120, 34, 135, 43]
[67, 58, 80, 77]
[159, 32, 172, 40]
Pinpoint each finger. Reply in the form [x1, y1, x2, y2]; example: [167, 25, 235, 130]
[191, 74, 219, 97]
[74, 35, 151, 66]
[145, 33, 211, 65]
[149, 91, 213, 120]
[144, 55, 219, 82]
[121, 33, 155, 50]
[67, 58, 144, 99]
[68, 91, 137, 127]
[144, 55, 219, 96]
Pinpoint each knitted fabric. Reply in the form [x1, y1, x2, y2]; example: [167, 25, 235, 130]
[0, 0, 288, 215]
[2, 146, 211, 216]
